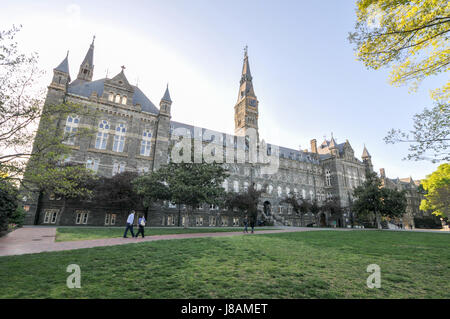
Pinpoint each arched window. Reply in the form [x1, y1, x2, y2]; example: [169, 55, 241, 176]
[222, 179, 229, 192]
[115, 94, 121, 104]
[302, 189, 306, 199]
[108, 92, 114, 102]
[325, 169, 332, 186]
[286, 187, 290, 196]
[64, 115, 79, 145]
[121, 96, 127, 105]
[244, 182, 249, 191]
[95, 120, 109, 150]
[268, 184, 273, 194]
[112, 162, 126, 176]
[277, 186, 282, 197]
[140, 129, 152, 156]
[86, 158, 99, 172]
[113, 123, 126, 152]
[233, 181, 239, 193]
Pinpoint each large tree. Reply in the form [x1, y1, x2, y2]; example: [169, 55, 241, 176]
[321, 197, 343, 226]
[1, 26, 96, 194]
[226, 184, 262, 224]
[349, 1, 450, 163]
[0, 178, 18, 232]
[349, 0, 449, 92]
[384, 102, 449, 162]
[420, 163, 450, 219]
[134, 162, 228, 227]
[94, 172, 143, 215]
[352, 172, 407, 228]
[280, 191, 310, 226]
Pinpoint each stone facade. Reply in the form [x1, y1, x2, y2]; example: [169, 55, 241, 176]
[379, 168, 426, 229]
[21, 39, 420, 228]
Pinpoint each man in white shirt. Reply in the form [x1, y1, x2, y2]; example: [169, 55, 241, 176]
[123, 210, 135, 238]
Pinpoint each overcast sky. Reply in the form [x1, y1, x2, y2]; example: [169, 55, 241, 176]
[1, 0, 446, 180]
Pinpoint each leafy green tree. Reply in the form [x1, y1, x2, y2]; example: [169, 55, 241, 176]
[353, 172, 407, 228]
[133, 171, 171, 210]
[349, 1, 450, 162]
[420, 163, 450, 218]
[349, 0, 449, 93]
[93, 172, 143, 215]
[135, 162, 227, 227]
[281, 191, 310, 226]
[226, 184, 262, 224]
[385, 102, 449, 163]
[321, 197, 343, 226]
[0, 178, 18, 233]
[0, 26, 97, 201]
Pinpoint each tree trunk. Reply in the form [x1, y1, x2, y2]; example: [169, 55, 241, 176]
[375, 211, 381, 229]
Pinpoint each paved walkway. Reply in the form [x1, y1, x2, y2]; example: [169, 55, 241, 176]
[1, 226, 447, 257]
[0, 226, 330, 257]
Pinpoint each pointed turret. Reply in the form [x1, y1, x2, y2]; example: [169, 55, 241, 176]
[55, 51, 70, 74]
[362, 145, 371, 159]
[50, 51, 71, 90]
[234, 46, 259, 138]
[362, 144, 373, 173]
[161, 84, 172, 103]
[76, 36, 95, 82]
[159, 84, 172, 116]
[237, 46, 256, 102]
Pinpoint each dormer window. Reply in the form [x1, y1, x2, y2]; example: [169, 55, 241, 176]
[115, 94, 121, 104]
[121, 96, 127, 105]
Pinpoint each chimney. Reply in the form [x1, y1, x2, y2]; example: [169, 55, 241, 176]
[310, 139, 318, 153]
[380, 168, 386, 178]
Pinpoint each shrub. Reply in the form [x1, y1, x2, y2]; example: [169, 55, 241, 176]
[0, 180, 18, 233]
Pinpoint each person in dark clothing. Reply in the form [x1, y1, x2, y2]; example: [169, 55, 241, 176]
[243, 215, 249, 233]
[135, 215, 146, 238]
[123, 210, 135, 238]
[250, 217, 255, 234]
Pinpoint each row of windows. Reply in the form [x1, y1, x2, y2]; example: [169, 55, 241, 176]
[108, 92, 127, 105]
[163, 215, 240, 227]
[64, 116, 153, 157]
[221, 179, 321, 200]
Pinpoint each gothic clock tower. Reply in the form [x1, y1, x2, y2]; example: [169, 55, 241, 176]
[234, 47, 259, 140]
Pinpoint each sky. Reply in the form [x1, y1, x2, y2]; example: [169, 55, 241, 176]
[1, 0, 446, 180]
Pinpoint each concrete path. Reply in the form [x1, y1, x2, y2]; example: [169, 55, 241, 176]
[0, 226, 329, 257]
[1, 226, 447, 257]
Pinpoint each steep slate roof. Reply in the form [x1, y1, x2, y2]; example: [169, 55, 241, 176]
[55, 53, 70, 74]
[67, 79, 159, 115]
[81, 39, 94, 68]
[162, 85, 172, 102]
[169, 121, 319, 164]
[362, 146, 371, 158]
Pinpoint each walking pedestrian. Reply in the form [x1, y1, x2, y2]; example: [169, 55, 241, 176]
[135, 215, 146, 238]
[250, 217, 255, 234]
[243, 215, 249, 233]
[123, 210, 135, 238]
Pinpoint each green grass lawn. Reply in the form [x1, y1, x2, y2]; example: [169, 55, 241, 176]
[1, 230, 449, 298]
[55, 227, 277, 242]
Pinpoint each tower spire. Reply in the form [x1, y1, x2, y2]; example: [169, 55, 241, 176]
[76, 36, 95, 82]
[234, 47, 259, 137]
